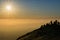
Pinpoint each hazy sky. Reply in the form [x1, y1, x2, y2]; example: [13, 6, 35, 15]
[0, 0, 60, 18]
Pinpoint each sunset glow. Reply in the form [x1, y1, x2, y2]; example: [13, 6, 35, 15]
[0, 0, 60, 40]
[6, 5, 12, 11]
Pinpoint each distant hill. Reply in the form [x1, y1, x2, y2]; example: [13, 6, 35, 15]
[17, 20, 60, 40]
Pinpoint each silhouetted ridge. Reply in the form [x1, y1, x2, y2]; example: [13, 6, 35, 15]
[17, 20, 60, 40]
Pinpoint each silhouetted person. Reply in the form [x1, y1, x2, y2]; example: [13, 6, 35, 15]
[54, 20, 58, 24]
[50, 21, 53, 24]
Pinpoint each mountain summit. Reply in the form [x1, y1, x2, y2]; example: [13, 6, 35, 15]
[17, 20, 60, 40]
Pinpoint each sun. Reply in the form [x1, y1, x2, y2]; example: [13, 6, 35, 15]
[6, 5, 12, 11]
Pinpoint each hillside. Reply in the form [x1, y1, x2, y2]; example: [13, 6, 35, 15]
[17, 20, 60, 40]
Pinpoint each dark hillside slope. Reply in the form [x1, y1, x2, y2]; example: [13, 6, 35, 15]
[17, 20, 60, 40]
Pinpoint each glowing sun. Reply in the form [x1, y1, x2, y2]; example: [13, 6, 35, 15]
[6, 5, 12, 11]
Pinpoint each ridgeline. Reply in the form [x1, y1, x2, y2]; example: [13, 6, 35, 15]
[17, 20, 60, 40]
